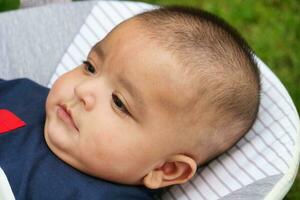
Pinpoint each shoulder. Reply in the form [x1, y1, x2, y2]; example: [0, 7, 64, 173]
[0, 78, 49, 94]
[0, 78, 44, 87]
[0, 78, 49, 114]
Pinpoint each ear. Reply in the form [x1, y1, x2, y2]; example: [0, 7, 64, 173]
[142, 154, 197, 189]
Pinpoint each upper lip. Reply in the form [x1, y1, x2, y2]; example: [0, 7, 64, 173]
[61, 104, 79, 131]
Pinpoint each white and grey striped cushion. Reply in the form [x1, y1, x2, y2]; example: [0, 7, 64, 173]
[48, 1, 300, 199]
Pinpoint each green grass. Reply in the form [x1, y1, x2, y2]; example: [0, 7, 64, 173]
[132, 0, 300, 198]
[0, 0, 20, 12]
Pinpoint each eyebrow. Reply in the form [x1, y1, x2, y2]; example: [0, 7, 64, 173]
[89, 44, 105, 60]
[118, 75, 145, 112]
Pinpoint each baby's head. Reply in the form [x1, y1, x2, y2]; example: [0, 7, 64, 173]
[44, 6, 260, 189]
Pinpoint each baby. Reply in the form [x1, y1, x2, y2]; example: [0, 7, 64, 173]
[0, 5, 260, 199]
[45, 6, 260, 188]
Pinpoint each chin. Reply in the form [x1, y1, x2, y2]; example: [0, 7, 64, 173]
[44, 119, 58, 153]
[44, 118, 63, 154]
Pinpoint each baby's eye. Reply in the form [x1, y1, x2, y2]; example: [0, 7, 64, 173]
[112, 94, 129, 115]
[82, 60, 96, 74]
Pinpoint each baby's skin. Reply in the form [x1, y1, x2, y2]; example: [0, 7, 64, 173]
[44, 17, 198, 189]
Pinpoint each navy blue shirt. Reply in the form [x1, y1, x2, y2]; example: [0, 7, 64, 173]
[0, 78, 157, 200]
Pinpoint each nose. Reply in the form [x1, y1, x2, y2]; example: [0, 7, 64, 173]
[74, 82, 96, 111]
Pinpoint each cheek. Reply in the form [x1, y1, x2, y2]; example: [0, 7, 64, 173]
[47, 69, 81, 104]
[78, 113, 160, 181]
[83, 113, 124, 147]
[52, 74, 74, 95]
[81, 110, 137, 156]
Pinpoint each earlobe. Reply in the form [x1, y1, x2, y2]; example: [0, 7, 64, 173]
[143, 170, 163, 189]
[143, 155, 197, 189]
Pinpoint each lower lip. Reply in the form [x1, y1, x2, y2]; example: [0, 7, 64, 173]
[57, 106, 78, 131]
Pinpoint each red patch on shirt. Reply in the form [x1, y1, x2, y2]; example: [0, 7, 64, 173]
[0, 109, 26, 134]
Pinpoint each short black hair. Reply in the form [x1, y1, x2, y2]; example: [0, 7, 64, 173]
[135, 6, 261, 162]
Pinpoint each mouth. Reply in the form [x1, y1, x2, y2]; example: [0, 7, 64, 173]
[57, 104, 79, 132]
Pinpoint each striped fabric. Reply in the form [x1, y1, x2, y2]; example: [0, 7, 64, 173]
[48, 1, 300, 199]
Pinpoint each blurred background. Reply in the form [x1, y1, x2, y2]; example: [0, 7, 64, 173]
[1, 0, 299, 199]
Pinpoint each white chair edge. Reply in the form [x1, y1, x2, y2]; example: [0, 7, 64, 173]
[254, 56, 300, 199]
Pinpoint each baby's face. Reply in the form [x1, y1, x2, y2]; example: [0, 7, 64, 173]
[44, 19, 195, 185]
